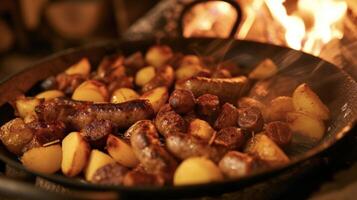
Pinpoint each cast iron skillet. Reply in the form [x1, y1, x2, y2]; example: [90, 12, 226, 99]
[0, 38, 357, 199]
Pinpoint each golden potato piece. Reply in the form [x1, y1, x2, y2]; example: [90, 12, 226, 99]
[286, 112, 325, 140]
[107, 134, 139, 168]
[145, 45, 173, 68]
[110, 88, 139, 104]
[135, 66, 155, 87]
[292, 83, 329, 120]
[175, 64, 202, 81]
[249, 59, 278, 80]
[174, 157, 223, 186]
[61, 132, 90, 177]
[21, 144, 62, 174]
[267, 96, 294, 121]
[188, 119, 215, 141]
[72, 80, 109, 103]
[180, 55, 201, 67]
[140, 87, 169, 113]
[15, 97, 42, 120]
[85, 150, 115, 181]
[35, 90, 64, 100]
[245, 134, 289, 166]
[65, 58, 91, 76]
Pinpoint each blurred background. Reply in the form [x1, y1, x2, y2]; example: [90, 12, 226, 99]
[0, 0, 159, 80]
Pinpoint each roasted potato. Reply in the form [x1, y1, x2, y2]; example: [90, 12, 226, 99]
[248, 59, 278, 80]
[174, 157, 223, 186]
[175, 64, 202, 81]
[266, 96, 294, 121]
[61, 132, 90, 177]
[85, 150, 115, 182]
[21, 144, 62, 174]
[292, 83, 329, 120]
[244, 134, 289, 166]
[111, 88, 139, 104]
[107, 134, 139, 168]
[188, 119, 215, 141]
[183, 76, 249, 103]
[142, 65, 174, 92]
[15, 97, 42, 122]
[140, 87, 169, 113]
[72, 80, 109, 103]
[145, 45, 173, 68]
[0, 118, 33, 155]
[135, 66, 155, 87]
[65, 58, 91, 76]
[286, 112, 325, 140]
[35, 90, 64, 100]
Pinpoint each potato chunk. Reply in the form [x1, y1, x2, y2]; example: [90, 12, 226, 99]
[21, 144, 62, 174]
[286, 112, 325, 140]
[61, 132, 90, 177]
[110, 88, 139, 104]
[248, 59, 278, 80]
[267, 96, 294, 121]
[174, 157, 223, 186]
[188, 119, 215, 141]
[107, 134, 139, 168]
[245, 134, 289, 166]
[140, 87, 169, 113]
[135, 66, 155, 87]
[35, 90, 64, 100]
[65, 58, 91, 76]
[85, 150, 115, 182]
[145, 45, 173, 68]
[292, 83, 329, 120]
[15, 97, 42, 122]
[72, 80, 109, 103]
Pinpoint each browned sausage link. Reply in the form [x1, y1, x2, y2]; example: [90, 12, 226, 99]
[214, 103, 239, 130]
[142, 65, 174, 92]
[92, 163, 128, 185]
[218, 151, 256, 179]
[183, 76, 250, 103]
[27, 120, 66, 145]
[155, 104, 187, 137]
[166, 133, 227, 163]
[0, 118, 34, 155]
[238, 107, 264, 133]
[169, 89, 196, 114]
[35, 98, 91, 123]
[80, 119, 114, 149]
[69, 99, 155, 130]
[214, 127, 245, 150]
[196, 94, 220, 122]
[264, 121, 292, 147]
[129, 120, 177, 182]
[123, 168, 164, 186]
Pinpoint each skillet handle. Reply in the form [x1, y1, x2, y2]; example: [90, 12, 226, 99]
[178, 0, 243, 38]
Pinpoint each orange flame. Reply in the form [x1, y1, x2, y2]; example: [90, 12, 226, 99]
[265, 0, 347, 55]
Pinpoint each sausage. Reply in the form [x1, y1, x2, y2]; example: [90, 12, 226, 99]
[264, 121, 292, 147]
[169, 89, 196, 114]
[92, 163, 128, 185]
[123, 166, 164, 186]
[129, 120, 177, 182]
[80, 119, 114, 148]
[238, 107, 264, 133]
[142, 65, 174, 92]
[166, 133, 227, 163]
[154, 104, 187, 137]
[196, 94, 220, 122]
[214, 103, 239, 130]
[183, 76, 250, 103]
[214, 127, 245, 150]
[68, 99, 155, 130]
[27, 120, 66, 145]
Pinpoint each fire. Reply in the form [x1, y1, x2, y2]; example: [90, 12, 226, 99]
[265, 0, 347, 55]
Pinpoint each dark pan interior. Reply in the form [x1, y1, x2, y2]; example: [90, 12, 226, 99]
[0, 38, 356, 198]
